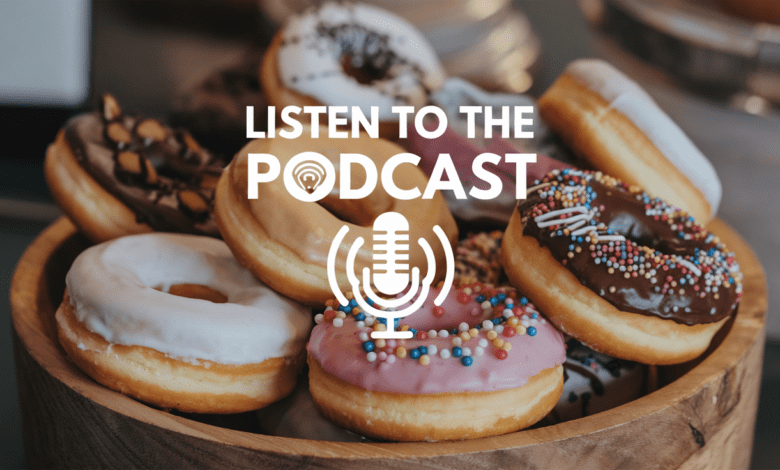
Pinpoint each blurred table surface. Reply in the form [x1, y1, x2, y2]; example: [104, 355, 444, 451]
[1, 0, 777, 468]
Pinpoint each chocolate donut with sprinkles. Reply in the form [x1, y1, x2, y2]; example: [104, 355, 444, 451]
[306, 283, 565, 441]
[501, 169, 742, 365]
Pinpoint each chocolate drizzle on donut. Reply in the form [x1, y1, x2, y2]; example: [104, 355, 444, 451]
[517, 169, 742, 325]
[539, 339, 639, 425]
[562, 339, 625, 416]
[63, 94, 225, 236]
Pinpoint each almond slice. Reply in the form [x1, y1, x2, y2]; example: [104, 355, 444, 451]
[106, 122, 132, 146]
[116, 151, 143, 175]
[143, 157, 159, 185]
[182, 132, 202, 153]
[136, 119, 168, 142]
[178, 190, 209, 215]
[102, 94, 122, 121]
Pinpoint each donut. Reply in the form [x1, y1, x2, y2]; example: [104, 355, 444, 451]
[56, 233, 312, 414]
[501, 169, 742, 365]
[453, 231, 507, 288]
[406, 77, 577, 225]
[214, 127, 458, 306]
[170, 49, 269, 157]
[307, 283, 565, 441]
[260, 338, 647, 438]
[541, 339, 648, 425]
[260, 2, 446, 138]
[45, 94, 225, 243]
[538, 59, 721, 223]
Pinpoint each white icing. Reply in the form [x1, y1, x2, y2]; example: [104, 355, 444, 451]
[277, 2, 445, 120]
[534, 201, 627, 241]
[65, 234, 312, 365]
[566, 59, 722, 216]
[428, 77, 540, 223]
[432, 77, 539, 128]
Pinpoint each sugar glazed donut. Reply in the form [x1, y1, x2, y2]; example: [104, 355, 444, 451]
[56, 233, 312, 414]
[260, 2, 446, 138]
[214, 127, 458, 306]
[45, 94, 225, 242]
[538, 59, 721, 223]
[501, 169, 742, 365]
[307, 284, 565, 441]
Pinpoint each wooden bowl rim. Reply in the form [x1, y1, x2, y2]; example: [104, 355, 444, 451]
[10, 217, 767, 460]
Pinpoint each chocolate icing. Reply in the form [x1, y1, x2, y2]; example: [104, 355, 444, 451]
[64, 95, 225, 237]
[517, 170, 742, 325]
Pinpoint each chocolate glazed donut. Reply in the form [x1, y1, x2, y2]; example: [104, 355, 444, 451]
[45, 94, 225, 242]
[501, 169, 742, 364]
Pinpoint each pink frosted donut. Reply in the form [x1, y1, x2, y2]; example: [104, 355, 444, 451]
[307, 283, 565, 441]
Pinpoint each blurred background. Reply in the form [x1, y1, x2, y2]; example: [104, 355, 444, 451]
[1, 0, 778, 467]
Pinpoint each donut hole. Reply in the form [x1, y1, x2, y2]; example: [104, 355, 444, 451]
[328, 25, 399, 85]
[409, 313, 489, 334]
[163, 283, 228, 304]
[603, 200, 696, 256]
[318, 195, 390, 227]
[316, 160, 394, 226]
[340, 52, 392, 85]
[398, 288, 496, 334]
[607, 213, 659, 248]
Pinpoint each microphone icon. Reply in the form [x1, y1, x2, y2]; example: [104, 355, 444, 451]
[327, 212, 454, 339]
[372, 212, 411, 297]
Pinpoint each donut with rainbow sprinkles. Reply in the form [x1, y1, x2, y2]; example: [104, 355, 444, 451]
[501, 169, 742, 365]
[306, 283, 565, 441]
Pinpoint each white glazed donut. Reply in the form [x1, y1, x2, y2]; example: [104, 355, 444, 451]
[405, 77, 576, 225]
[56, 233, 312, 414]
[539, 59, 721, 222]
[261, 2, 446, 135]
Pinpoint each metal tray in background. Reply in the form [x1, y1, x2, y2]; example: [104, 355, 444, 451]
[580, 0, 780, 112]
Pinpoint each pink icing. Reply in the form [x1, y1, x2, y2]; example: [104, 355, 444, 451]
[307, 285, 565, 394]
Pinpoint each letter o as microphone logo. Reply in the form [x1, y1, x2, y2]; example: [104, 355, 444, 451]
[284, 152, 336, 202]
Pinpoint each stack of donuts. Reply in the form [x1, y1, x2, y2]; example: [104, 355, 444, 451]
[44, 1, 742, 442]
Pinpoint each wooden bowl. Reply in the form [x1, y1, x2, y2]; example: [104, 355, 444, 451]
[11, 217, 766, 469]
